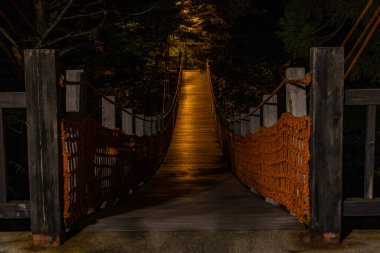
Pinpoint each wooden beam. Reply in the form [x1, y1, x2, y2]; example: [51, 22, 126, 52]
[0, 109, 7, 202]
[24, 49, 64, 247]
[345, 89, 380, 105]
[364, 105, 376, 199]
[310, 47, 344, 245]
[0, 92, 26, 108]
[0, 201, 30, 219]
[343, 198, 380, 216]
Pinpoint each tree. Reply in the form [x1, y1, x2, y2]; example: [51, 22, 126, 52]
[279, 0, 380, 85]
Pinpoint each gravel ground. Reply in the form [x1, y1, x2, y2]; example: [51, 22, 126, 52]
[1, 230, 380, 253]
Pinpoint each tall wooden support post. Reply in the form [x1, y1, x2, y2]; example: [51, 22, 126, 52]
[249, 107, 260, 134]
[24, 49, 63, 247]
[65, 70, 85, 116]
[0, 109, 7, 202]
[122, 108, 133, 135]
[310, 47, 344, 244]
[102, 96, 115, 129]
[286, 68, 307, 116]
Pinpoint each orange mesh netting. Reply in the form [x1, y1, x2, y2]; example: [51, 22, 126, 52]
[220, 112, 312, 224]
[61, 115, 174, 225]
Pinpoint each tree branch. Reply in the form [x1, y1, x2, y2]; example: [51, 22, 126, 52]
[43, 0, 74, 40]
[42, 29, 96, 47]
[63, 10, 105, 20]
[124, 3, 158, 19]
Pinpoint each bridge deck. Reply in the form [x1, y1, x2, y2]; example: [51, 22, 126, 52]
[84, 70, 303, 231]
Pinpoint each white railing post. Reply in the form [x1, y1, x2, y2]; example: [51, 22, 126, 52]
[122, 108, 133, 135]
[286, 68, 307, 117]
[102, 96, 115, 129]
[263, 94, 277, 127]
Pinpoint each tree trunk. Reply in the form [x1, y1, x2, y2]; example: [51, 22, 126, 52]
[34, 0, 48, 36]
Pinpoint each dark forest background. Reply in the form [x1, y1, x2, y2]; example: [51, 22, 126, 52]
[0, 0, 379, 200]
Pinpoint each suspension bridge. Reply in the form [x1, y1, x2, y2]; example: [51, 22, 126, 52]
[0, 1, 379, 249]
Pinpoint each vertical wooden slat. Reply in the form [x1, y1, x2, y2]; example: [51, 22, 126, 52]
[122, 108, 133, 135]
[286, 68, 307, 117]
[24, 49, 63, 247]
[240, 114, 249, 136]
[0, 109, 7, 202]
[65, 70, 85, 116]
[364, 105, 376, 200]
[102, 96, 115, 129]
[135, 114, 144, 137]
[263, 95, 277, 127]
[310, 47, 344, 244]
[249, 107, 260, 134]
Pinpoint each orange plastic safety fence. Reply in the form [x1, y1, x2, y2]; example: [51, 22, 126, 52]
[220, 112, 312, 224]
[60, 115, 174, 225]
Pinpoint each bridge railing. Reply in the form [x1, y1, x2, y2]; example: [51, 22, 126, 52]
[6, 49, 182, 247]
[207, 64, 312, 224]
[61, 54, 183, 226]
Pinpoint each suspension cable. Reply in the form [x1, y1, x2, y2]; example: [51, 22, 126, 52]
[341, 0, 374, 47]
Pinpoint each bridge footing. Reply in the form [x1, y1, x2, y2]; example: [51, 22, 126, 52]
[32, 234, 63, 248]
[310, 232, 340, 245]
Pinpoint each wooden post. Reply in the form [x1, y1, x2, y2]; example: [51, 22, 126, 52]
[65, 70, 85, 116]
[249, 107, 260, 134]
[310, 47, 344, 244]
[24, 49, 63, 247]
[364, 105, 376, 199]
[102, 96, 115, 129]
[135, 114, 144, 137]
[286, 68, 307, 116]
[263, 95, 277, 127]
[122, 108, 133, 135]
[0, 109, 7, 203]
[144, 116, 152, 136]
[240, 114, 249, 136]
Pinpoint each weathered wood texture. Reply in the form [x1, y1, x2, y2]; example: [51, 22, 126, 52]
[135, 114, 144, 137]
[65, 70, 85, 115]
[263, 95, 277, 127]
[24, 49, 63, 246]
[0, 201, 30, 219]
[286, 68, 306, 117]
[83, 71, 302, 232]
[345, 89, 380, 105]
[343, 199, 380, 216]
[0, 92, 26, 108]
[0, 109, 6, 202]
[310, 47, 344, 244]
[249, 107, 260, 134]
[102, 96, 115, 129]
[364, 105, 376, 200]
[122, 108, 133, 135]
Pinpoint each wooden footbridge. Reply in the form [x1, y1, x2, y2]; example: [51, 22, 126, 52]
[0, 45, 379, 248]
[82, 70, 302, 232]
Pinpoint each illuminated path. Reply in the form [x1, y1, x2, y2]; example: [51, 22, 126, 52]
[84, 70, 302, 231]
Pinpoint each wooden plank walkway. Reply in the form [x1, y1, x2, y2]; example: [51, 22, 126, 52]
[84, 70, 304, 231]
